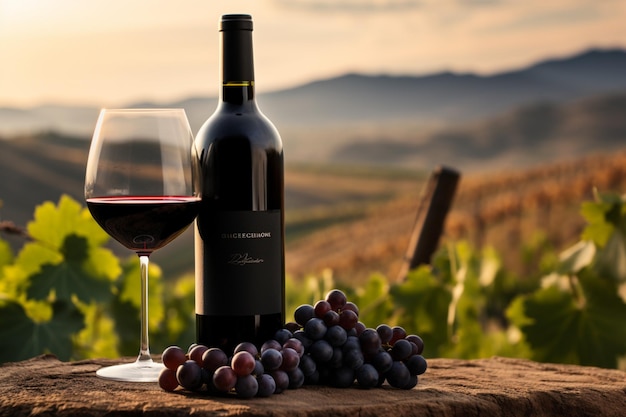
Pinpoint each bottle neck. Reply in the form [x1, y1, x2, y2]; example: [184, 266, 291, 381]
[220, 23, 255, 105]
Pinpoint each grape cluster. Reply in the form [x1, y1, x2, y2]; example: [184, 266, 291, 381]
[158, 289, 427, 397]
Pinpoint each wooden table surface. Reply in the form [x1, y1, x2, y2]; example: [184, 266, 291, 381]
[1, 354, 625, 417]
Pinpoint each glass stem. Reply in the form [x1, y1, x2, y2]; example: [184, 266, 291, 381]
[137, 255, 152, 363]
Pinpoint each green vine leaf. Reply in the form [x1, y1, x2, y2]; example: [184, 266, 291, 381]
[0, 300, 85, 362]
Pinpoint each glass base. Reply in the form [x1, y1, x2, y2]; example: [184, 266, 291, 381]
[96, 358, 165, 382]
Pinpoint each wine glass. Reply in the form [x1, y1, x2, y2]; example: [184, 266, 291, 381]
[85, 108, 200, 382]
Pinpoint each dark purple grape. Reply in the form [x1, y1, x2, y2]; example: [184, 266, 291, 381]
[304, 317, 327, 340]
[329, 347, 343, 369]
[405, 354, 428, 375]
[343, 301, 359, 316]
[376, 324, 393, 344]
[313, 300, 332, 318]
[176, 360, 203, 391]
[280, 347, 300, 372]
[305, 369, 320, 385]
[309, 339, 334, 363]
[261, 339, 282, 353]
[274, 328, 293, 344]
[299, 354, 317, 377]
[294, 304, 315, 326]
[390, 326, 407, 345]
[232, 351, 256, 376]
[283, 338, 305, 357]
[385, 361, 411, 389]
[371, 350, 393, 374]
[406, 334, 425, 355]
[287, 367, 305, 389]
[325, 289, 347, 311]
[342, 335, 360, 352]
[188, 344, 209, 367]
[253, 359, 264, 376]
[256, 374, 276, 397]
[355, 321, 366, 336]
[202, 347, 229, 372]
[325, 325, 348, 347]
[161, 345, 187, 371]
[271, 370, 289, 394]
[292, 330, 313, 350]
[235, 374, 259, 398]
[343, 346, 364, 370]
[356, 364, 379, 389]
[359, 328, 381, 355]
[158, 367, 179, 391]
[390, 339, 413, 361]
[261, 348, 283, 371]
[323, 310, 340, 327]
[404, 374, 418, 389]
[284, 321, 301, 333]
[234, 341, 259, 357]
[213, 366, 237, 392]
[338, 310, 358, 330]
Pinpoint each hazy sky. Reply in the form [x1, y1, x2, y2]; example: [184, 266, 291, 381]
[1, 0, 624, 107]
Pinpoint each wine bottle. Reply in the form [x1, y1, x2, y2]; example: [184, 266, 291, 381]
[194, 14, 285, 353]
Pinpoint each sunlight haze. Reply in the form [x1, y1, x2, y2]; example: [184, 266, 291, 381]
[1, 0, 624, 107]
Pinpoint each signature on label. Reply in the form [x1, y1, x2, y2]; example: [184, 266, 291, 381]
[228, 253, 264, 266]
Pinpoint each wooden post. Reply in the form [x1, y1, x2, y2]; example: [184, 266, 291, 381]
[396, 166, 460, 281]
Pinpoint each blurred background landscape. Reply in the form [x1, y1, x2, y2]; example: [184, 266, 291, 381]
[1, 0, 626, 367]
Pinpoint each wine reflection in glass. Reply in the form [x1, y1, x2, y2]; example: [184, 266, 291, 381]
[85, 108, 200, 382]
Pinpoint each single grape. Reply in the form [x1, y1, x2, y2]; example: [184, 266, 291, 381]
[234, 341, 259, 358]
[213, 366, 237, 393]
[292, 330, 313, 350]
[359, 328, 381, 356]
[232, 351, 256, 376]
[322, 310, 340, 327]
[313, 300, 332, 318]
[283, 338, 305, 357]
[406, 334, 425, 355]
[161, 345, 187, 371]
[355, 364, 379, 389]
[294, 304, 315, 326]
[403, 374, 418, 390]
[288, 367, 305, 389]
[271, 370, 290, 394]
[284, 321, 301, 333]
[280, 347, 300, 372]
[188, 344, 209, 367]
[158, 367, 179, 392]
[254, 359, 264, 376]
[309, 339, 334, 363]
[376, 324, 393, 344]
[325, 325, 348, 347]
[371, 350, 393, 374]
[202, 347, 229, 372]
[329, 347, 343, 369]
[343, 301, 359, 316]
[338, 309, 358, 330]
[235, 374, 259, 398]
[342, 335, 360, 353]
[354, 321, 366, 336]
[261, 348, 283, 371]
[390, 339, 413, 361]
[274, 328, 293, 344]
[176, 360, 203, 391]
[299, 354, 317, 377]
[405, 354, 428, 375]
[385, 361, 411, 389]
[304, 317, 327, 340]
[325, 289, 347, 311]
[261, 339, 282, 353]
[343, 347, 364, 370]
[390, 326, 407, 345]
[256, 374, 276, 397]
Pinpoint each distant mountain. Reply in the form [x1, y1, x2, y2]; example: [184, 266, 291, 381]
[1, 47, 625, 167]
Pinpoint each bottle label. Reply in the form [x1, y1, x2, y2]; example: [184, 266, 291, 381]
[196, 210, 283, 315]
